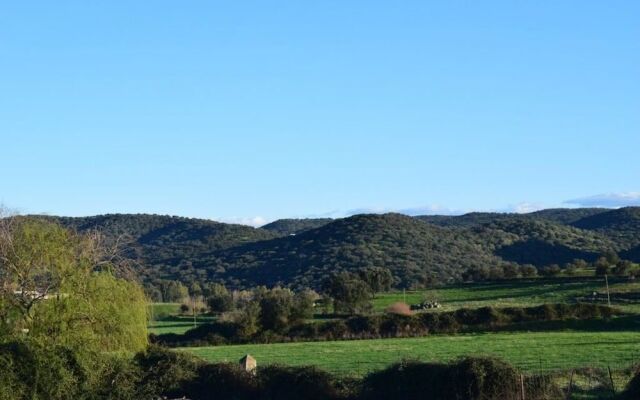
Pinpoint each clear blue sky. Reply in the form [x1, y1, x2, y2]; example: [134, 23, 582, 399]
[1, 1, 639, 225]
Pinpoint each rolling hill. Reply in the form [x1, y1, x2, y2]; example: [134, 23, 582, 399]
[261, 218, 333, 235]
[27, 207, 640, 289]
[570, 207, 640, 249]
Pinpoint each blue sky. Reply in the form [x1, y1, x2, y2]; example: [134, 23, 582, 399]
[1, 1, 639, 225]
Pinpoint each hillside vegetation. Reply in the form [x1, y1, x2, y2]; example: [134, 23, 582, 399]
[34, 207, 640, 289]
[261, 218, 333, 235]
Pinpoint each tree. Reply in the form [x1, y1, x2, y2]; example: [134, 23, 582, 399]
[613, 260, 633, 276]
[603, 250, 620, 266]
[236, 300, 260, 339]
[502, 264, 519, 279]
[257, 288, 294, 332]
[159, 280, 189, 303]
[0, 217, 148, 355]
[520, 264, 538, 278]
[291, 289, 317, 321]
[323, 272, 372, 315]
[357, 267, 393, 293]
[206, 283, 234, 313]
[540, 264, 561, 277]
[189, 282, 203, 297]
[594, 257, 611, 276]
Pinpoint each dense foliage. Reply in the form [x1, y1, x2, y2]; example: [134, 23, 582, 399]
[0, 219, 148, 355]
[37, 207, 640, 290]
[0, 218, 150, 400]
[261, 218, 333, 235]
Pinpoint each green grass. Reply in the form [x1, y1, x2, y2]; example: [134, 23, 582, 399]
[373, 278, 640, 314]
[181, 331, 640, 377]
[147, 303, 215, 335]
[148, 303, 182, 319]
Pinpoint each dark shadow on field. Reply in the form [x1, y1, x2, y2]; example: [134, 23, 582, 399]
[148, 323, 204, 329]
[490, 315, 640, 334]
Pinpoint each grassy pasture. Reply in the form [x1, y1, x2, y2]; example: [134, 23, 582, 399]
[148, 303, 214, 335]
[182, 331, 640, 377]
[373, 278, 640, 313]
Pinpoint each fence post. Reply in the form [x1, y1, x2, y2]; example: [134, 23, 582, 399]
[607, 365, 616, 395]
[520, 374, 525, 400]
[565, 369, 574, 400]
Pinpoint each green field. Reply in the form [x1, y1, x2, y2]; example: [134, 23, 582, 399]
[159, 277, 640, 389]
[373, 279, 640, 313]
[182, 331, 640, 376]
[148, 303, 214, 335]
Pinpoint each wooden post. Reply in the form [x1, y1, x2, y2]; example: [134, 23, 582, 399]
[604, 274, 611, 307]
[520, 374, 525, 400]
[192, 296, 197, 329]
[608, 366, 616, 395]
[565, 369, 574, 400]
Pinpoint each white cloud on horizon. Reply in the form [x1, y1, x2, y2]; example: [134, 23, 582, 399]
[216, 216, 271, 227]
[501, 202, 546, 214]
[219, 195, 639, 227]
[345, 204, 464, 216]
[564, 192, 640, 208]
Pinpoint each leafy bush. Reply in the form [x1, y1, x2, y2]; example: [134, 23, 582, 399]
[184, 363, 258, 400]
[134, 345, 202, 398]
[0, 341, 88, 400]
[259, 365, 342, 400]
[361, 357, 562, 400]
[620, 366, 640, 400]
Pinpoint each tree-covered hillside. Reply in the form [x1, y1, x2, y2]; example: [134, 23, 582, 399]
[214, 213, 506, 288]
[416, 208, 608, 228]
[27, 208, 640, 290]
[472, 218, 615, 266]
[571, 207, 640, 249]
[261, 218, 333, 235]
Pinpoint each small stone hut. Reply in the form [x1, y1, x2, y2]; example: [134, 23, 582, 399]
[239, 354, 257, 373]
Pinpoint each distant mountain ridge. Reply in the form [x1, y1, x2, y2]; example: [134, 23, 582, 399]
[261, 218, 333, 235]
[30, 207, 640, 289]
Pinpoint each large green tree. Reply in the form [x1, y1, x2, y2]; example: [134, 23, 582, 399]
[0, 217, 148, 355]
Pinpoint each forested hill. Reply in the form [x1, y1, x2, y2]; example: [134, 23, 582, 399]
[261, 218, 333, 235]
[570, 207, 640, 249]
[31, 207, 640, 289]
[415, 208, 608, 227]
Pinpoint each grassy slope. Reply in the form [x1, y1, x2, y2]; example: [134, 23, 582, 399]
[182, 331, 640, 376]
[372, 278, 640, 313]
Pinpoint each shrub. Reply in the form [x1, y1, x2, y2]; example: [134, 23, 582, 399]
[92, 356, 142, 400]
[0, 341, 88, 400]
[185, 363, 258, 400]
[134, 345, 202, 398]
[620, 367, 640, 400]
[259, 365, 342, 400]
[361, 357, 561, 400]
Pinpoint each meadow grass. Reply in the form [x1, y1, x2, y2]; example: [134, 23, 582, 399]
[373, 278, 640, 313]
[147, 303, 215, 335]
[181, 331, 640, 376]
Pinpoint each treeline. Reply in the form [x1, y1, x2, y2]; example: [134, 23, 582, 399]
[463, 250, 640, 281]
[153, 303, 620, 347]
